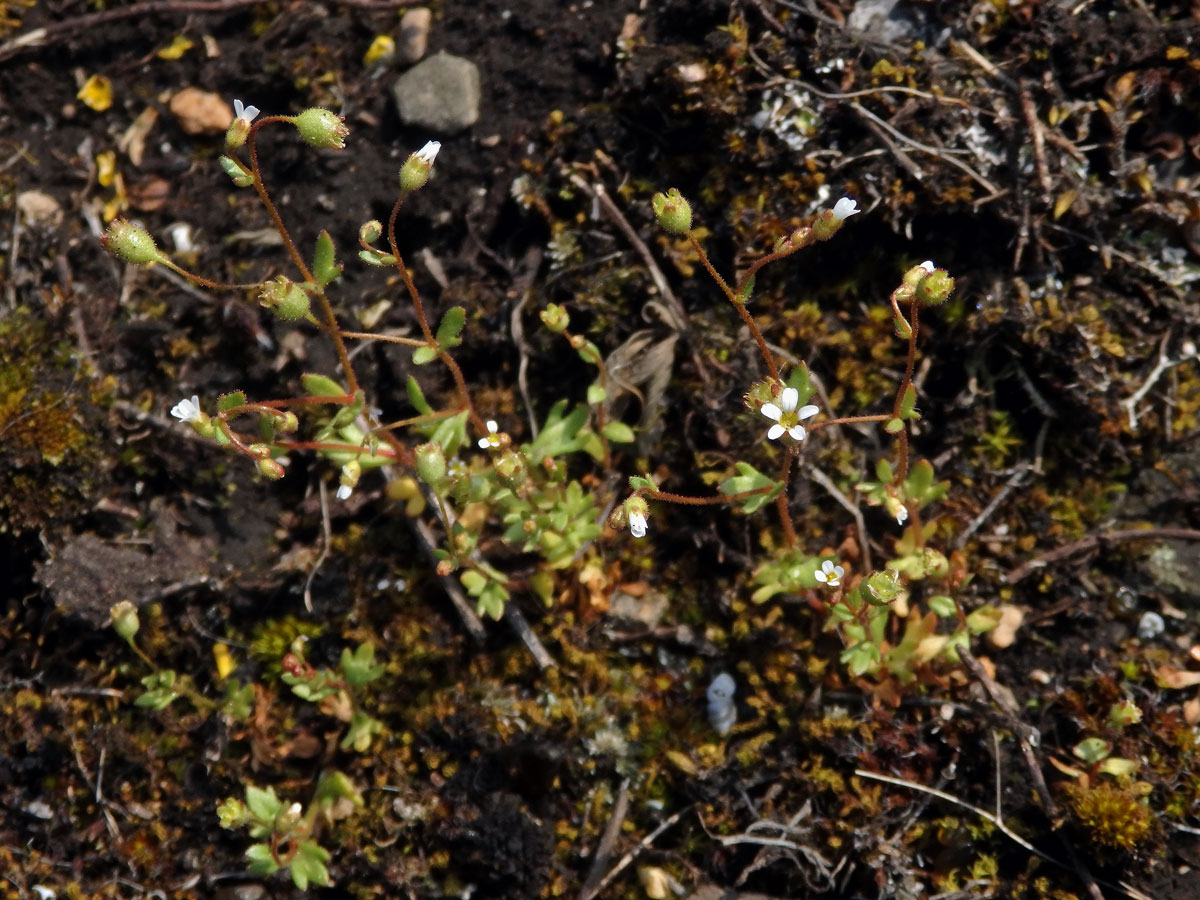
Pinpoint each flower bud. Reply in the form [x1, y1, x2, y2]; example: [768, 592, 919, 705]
[219, 156, 255, 188]
[247, 443, 272, 460]
[359, 219, 383, 245]
[494, 449, 527, 490]
[399, 140, 441, 193]
[101, 219, 164, 266]
[257, 457, 285, 480]
[110, 601, 139, 643]
[539, 303, 570, 333]
[278, 411, 300, 433]
[915, 268, 955, 306]
[259, 275, 311, 322]
[293, 108, 349, 150]
[651, 188, 692, 235]
[414, 442, 447, 488]
[903, 260, 936, 288]
[623, 496, 650, 539]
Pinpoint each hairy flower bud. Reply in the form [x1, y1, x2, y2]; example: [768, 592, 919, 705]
[259, 275, 311, 322]
[414, 442, 447, 489]
[102, 219, 164, 266]
[539, 303, 570, 333]
[257, 457, 285, 480]
[651, 188, 692, 235]
[916, 268, 955, 306]
[399, 140, 441, 193]
[293, 108, 349, 150]
[493, 449, 527, 490]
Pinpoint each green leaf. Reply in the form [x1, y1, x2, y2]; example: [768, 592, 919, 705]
[340, 643, 385, 687]
[245, 843, 280, 877]
[628, 475, 657, 491]
[312, 230, 341, 287]
[329, 390, 366, 428]
[899, 384, 919, 420]
[135, 670, 179, 710]
[586, 383, 607, 406]
[927, 595, 957, 618]
[358, 249, 397, 267]
[222, 679, 254, 720]
[524, 400, 591, 465]
[734, 274, 755, 304]
[883, 417, 904, 434]
[719, 462, 783, 513]
[290, 840, 332, 889]
[301, 373, 345, 398]
[217, 391, 247, 413]
[340, 710, 384, 752]
[244, 785, 282, 823]
[601, 421, 635, 443]
[875, 458, 894, 483]
[412, 345, 437, 366]
[406, 376, 433, 415]
[1073, 737, 1112, 764]
[313, 770, 364, 809]
[460, 570, 487, 595]
[785, 362, 816, 408]
[435, 306, 466, 349]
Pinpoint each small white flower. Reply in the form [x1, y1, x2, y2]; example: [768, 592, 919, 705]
[760, 387, 819, 441]
[170, 395, 202, 422]
[233, 99, 260, 123]
[896, 505, 908, 525]
[336, 484, 353, 501]
[814, 559, 844, 587]
[831, 197, 859, 221]
[415, 140, 441, 165]
[478, 419, 501, 449]
[629, 512, 648, 539]
[919, 260, 935, 273]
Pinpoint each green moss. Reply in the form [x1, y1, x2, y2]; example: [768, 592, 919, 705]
[1062, 781, 1156, 852]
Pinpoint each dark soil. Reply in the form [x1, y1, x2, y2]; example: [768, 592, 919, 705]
[3, 1, 1200, 899]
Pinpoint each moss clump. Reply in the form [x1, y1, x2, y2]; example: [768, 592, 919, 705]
[1062, 781, 1156, 852]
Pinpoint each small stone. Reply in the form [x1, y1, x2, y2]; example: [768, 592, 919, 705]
[396, 7, 432, 64]
[16, 190, 63, 226]
[392, 51, 480, 134]
[169, 87, 233, 135]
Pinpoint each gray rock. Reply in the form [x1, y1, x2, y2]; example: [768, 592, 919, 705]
[391, 51, 480, 134]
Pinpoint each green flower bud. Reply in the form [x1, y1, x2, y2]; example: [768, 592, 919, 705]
[359, 219, 383, 245]
[293, 108, 349, 150]
[916, 268, 955, 306]
[539, 303, 570, 333]
[225, 118, 251, 150]
[651, 188, 692, 235]
[398, 140, 440, 193]
[259, 275, 311, 322]
[110, 600, 139, 643]
[862, 570, 902, 604]
[414, 442, 447, 488]
[278, 411, 300, 433]
[257, 457, 285, 480]
[493, 449, 527, 490]
[219, 156, 255, 188]
[101, 219, 164, 266]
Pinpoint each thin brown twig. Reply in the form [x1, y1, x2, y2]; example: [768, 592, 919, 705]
[577, 805, 691, 900]
[1006, 527, 1200, 584]
[578, 779, 630, 900]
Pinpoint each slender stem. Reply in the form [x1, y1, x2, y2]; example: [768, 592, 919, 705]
[339, 330, 426, 346]
[386, 195, 485, 435]
[892, 300, 921, 483]
[777, 451, 797, 548]
[689, 235, 780, 381]
[245, 120, 358, 394]
[647, 487, 772, 506]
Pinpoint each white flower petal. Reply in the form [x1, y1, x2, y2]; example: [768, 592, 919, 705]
[766, 424, 785, 440]
[788, 425, 806, 441]
[415, 140, 441, 164]
[336, 484, 353, 501]
[170, 395, 201, 422]
[233, 99, 259, 122]
[896, 506, 908, 525]
[814, 570, 828, 584]
[832, 197, 859, 221]
[629, 512, 647, 538]
[919, 260, 935, 272]
[760, 402, 783, 422]
[797, 404, 819, 421]
[779, 387, 799, 412]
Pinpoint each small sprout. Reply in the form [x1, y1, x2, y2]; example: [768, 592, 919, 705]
[109, 601, 139, 643]
[399, 140, 441, 193]
[651, 188, 692, 234]
[814, 560, 844, 588]
[706, 672, 736, 735]
[760, 387, 818, 442]
[102, 218, 165, 266]
[292, 108, 349, 150]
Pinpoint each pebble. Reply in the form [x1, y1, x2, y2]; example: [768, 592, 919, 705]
[396, 7, 432, 65]
[391, 51, 480, 133]
[16, 190, 63, 227]
[706, 673, 736, 735]
[169, 88, 233, 135]
[1137, 610, 1165, 641]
